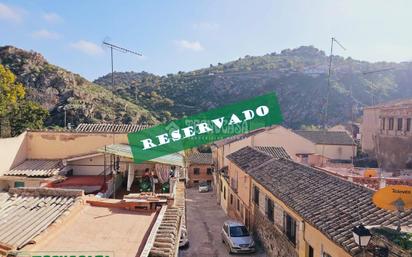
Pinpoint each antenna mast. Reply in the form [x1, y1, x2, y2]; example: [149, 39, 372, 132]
[102, 41, 142, 199]
[322, 37, 346, 130]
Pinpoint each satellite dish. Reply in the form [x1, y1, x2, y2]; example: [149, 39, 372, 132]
[372, 185, 412, 211]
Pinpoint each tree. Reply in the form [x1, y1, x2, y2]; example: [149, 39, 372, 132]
[0, 64, 48, 137]
[9, 101, 48, 136]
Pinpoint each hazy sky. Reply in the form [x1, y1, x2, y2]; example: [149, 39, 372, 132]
[0, 0, 411, 80]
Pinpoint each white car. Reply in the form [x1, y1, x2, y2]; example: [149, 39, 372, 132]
[198, 181, 210, 192]
[222, 220, 255, 254]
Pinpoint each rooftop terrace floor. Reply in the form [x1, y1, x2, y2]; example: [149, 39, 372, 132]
[30, 204, 156, 257]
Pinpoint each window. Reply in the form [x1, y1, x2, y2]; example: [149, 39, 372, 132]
[284, 213, 296, 245]
[265, 198, 274, 223]
[14, 181, 24, 188]
[407, 118, 411, 132]
[237, 199, 240, 211]
[389, 117, 394, 130]
[323, 253, 332, 257]
[230, 194, 233, 205]
[253, 186, 260, 206]
[223, 186, 226, 200]
[193, 180, 199, 184]
[207, 168, 213, 175]
[398, 118, 403, 131]
[308, 245, 314, 257]
[382, 117, 386, 130]
[193, 168, 200, 175]
[220, 181, 223, 192]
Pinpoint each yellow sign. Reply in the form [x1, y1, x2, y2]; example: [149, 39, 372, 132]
[364, 168, 377, 177]
[372, 185, 412, 211]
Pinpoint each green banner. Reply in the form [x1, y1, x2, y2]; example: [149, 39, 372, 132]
[128, 92, 282, 164]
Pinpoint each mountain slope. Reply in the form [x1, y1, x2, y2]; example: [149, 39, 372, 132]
[0, 46, 158, 127]
[94, 46, 412, 128]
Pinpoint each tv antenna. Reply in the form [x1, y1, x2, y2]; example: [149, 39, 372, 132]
[321, 37, 346, 167]
[102, 41, 142, 106]
[322, 37, 346, 130]
[102, 41, 142, 199]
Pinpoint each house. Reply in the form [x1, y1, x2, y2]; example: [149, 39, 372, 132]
[224, 146, 412, 257]
[212, 126, 355, 171]
[329, 122, 360, 140]
[225, 146, 276, 227]
[211, 125, 315, 170]
[293, 130, 355, 162]
[360, 99, 412, 170]
[187, 152, 214, 187]
[0, 185, 185, 257]
[0, 124, 185, 197]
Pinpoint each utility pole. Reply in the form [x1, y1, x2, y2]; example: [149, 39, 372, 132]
[102, 41, 142, 199]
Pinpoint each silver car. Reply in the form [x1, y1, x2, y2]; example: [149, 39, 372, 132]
[198, 181, 210, 192]
[221, 220, 255, 254]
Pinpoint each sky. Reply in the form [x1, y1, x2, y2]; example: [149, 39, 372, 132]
[0, 0, 411, 80]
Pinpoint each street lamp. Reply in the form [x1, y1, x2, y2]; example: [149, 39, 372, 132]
[353, 224, 372, 256]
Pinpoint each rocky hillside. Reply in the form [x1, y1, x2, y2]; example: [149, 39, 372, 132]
[95, 46, 412, 128]
[0, 46, 158, 127]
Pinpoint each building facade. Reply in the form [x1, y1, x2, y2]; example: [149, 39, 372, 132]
[361, 99, 412, 169]
[187, 152, 213, 187]
[224, 146, 412, 257]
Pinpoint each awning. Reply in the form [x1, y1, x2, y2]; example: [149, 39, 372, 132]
[4, 159, 68, 177]
[97, 144, 185, 167]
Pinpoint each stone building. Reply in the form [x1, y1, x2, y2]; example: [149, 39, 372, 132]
[361, 99, 412, 170]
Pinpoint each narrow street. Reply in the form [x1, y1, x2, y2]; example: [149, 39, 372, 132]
[180, 187, 266, 257]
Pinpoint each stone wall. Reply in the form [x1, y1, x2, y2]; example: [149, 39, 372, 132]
[252, 204, 298, 257]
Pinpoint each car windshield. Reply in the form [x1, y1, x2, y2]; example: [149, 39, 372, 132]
[199, 182, 208, 186]
[229, 226, 249, 237]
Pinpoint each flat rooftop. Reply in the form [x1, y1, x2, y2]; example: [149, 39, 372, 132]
[29, 204, 156, 257]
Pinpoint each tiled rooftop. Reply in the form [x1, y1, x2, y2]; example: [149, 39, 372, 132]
[4, 159, 64, 177]
[294, 130, 354, 145]
[255, 146, 291, 159]
[188, 152, 213, 165]
[248, 158, 412, 255]
[227, 146, 273, 172]
[75, 123, 151, 133]
[0, 188, 83, 253]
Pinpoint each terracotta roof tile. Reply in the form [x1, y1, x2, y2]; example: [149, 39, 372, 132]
[188, 153, 213, 165]
[249, 159, 412, 255]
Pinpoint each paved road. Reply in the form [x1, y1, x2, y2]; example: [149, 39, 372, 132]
[179, 188, 266, 257]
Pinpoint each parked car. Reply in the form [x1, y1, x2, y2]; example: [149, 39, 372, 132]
[198, 181, 210, 192]
[179, 227, 189, 248]
[221, 220, 255, 254]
